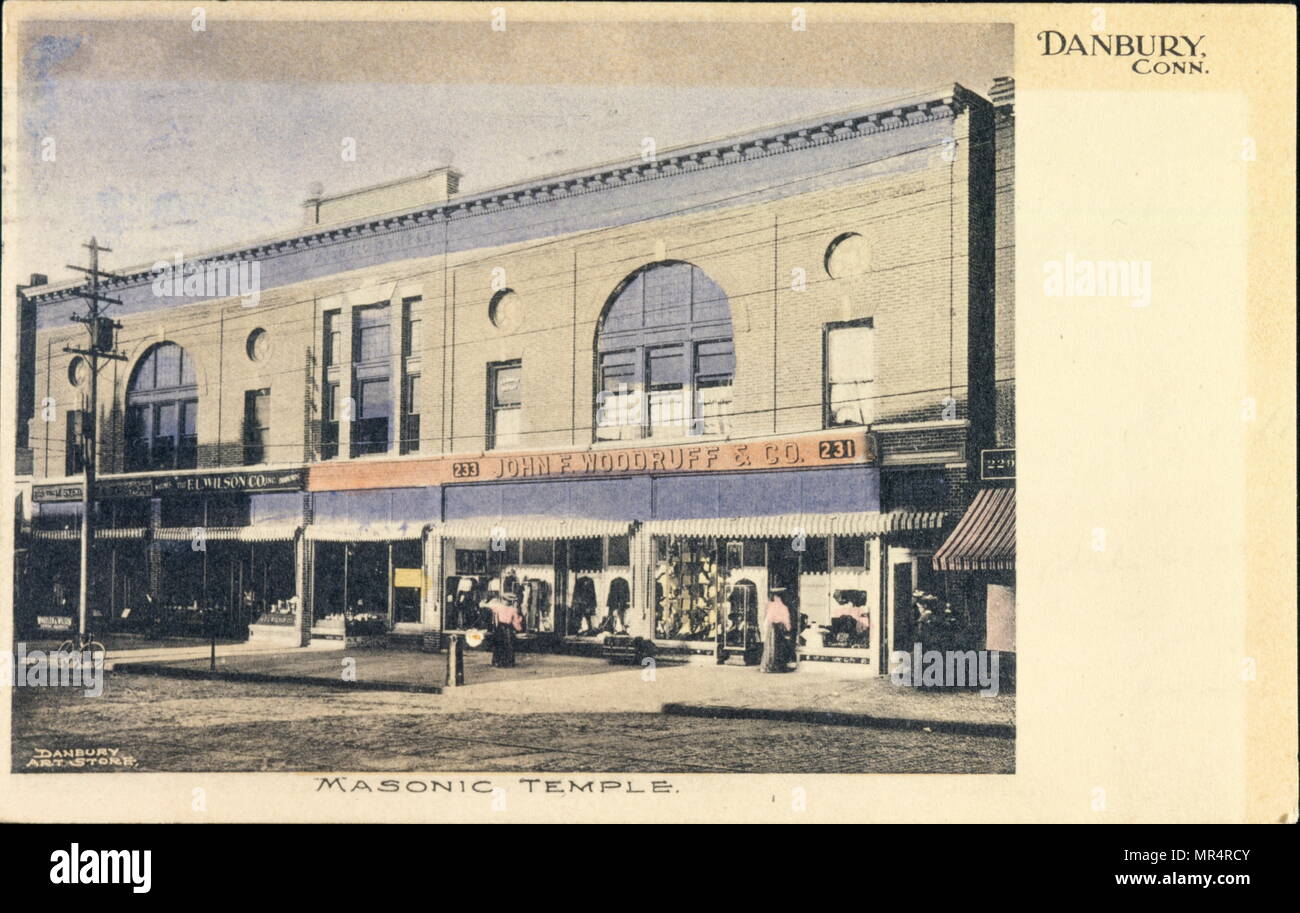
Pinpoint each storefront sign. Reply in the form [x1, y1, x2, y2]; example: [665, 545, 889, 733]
[154, 468, 305, 494]
[393, 567, 424, 589]
[310, 431, 874, 493]
[33, 478, 153, 502]
[34, 469, 305, 503]
[980, 448, 1016, 481]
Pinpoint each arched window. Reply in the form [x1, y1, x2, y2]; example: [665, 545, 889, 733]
[125, 342, 198, 471]
[594, 261, 735, 441]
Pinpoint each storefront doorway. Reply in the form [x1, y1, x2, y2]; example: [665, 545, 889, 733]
[765, 536, 802, 621]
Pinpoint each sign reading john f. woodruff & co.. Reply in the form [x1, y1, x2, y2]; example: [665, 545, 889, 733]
[309, 431, 875, 493]
[33, 468, 305, 503]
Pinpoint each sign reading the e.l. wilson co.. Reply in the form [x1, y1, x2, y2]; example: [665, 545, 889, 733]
[33, 469, 305, 502]
[309, 431, 874, 493]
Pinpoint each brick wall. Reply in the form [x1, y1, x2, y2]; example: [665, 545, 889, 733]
[27, 95, 1004, 516]
[993, 100, 1016, 447]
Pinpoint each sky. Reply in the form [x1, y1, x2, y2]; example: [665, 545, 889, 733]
[8, 15, 1013, 286]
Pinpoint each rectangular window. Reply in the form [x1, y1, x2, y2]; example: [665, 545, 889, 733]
[802, 536, 828, 574]
[833, 536, 868, 569]
[571, 537, 604, 571]
[606, 535, 630, 567]
[155, 345, 181, 389]
[354, 304, 391, 363]
[826, 321, 874, 427]
[596, 350, 639, 441]
[488, 539, 521, 567]
[693, 338, 734, 436]
[321, 381, 340, 461]
[206, 494, 250, 527]
[112, 499, 151, 529]
[178, 399, 198, 469]
[488, 361, 522, 450]
[323, 310, 341, 367]
[125, 405, 150, 472]
[152, 402, 178, 468]
[400, 373, 421, 454]
[65, 410, 85, 476]
[647, 346, 686, 439]
[402, 298, 423, 357]
[160, 495, 204, 529]
[351, 377, 391, 457]
[521, 539, 554, 565]
[243, 389, 270, 465]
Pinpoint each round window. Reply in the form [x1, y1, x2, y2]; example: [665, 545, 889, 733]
[246, 328, 271, 362]
[488, 289, 521, 331]
[68, 356, 89, 388]
[824, 232, 871, 279]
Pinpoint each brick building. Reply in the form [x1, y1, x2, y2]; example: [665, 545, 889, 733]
[17, 82, 1015, 671]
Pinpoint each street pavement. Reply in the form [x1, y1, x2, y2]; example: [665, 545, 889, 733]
[11, 646, 1014, 774]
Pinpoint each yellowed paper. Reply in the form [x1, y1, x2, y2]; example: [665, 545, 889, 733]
[1, 2, 1294, 824]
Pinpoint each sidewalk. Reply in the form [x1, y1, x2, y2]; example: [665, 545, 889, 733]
[438, 661, 1014, 734]
[107, 645, 1013, 735]
[102, 639, 331, 669]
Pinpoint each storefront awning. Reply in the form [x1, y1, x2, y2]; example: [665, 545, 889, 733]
[32, 529, 80, 541]
[933, 488, 1015, 571]
[305, 522, 429, 542]
[238, 524, 301, 542]
[97, 528, 149, 540]
[437, 516, 633, 541]
[155, 527, 241, 541]
[641, 510, 945, 539]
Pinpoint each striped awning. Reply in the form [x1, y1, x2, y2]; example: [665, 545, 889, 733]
[238, 524, 301, 542]
[641, 511, 945, 540]
[155, 526, 240, 541]
[437, 516, 632, 541]
[32, 529, 80, 541]
[96, 527, 148, 540]
[933, 488, 1015, 571]
[305, 522, 429, 542]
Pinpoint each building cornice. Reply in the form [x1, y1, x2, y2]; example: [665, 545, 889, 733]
[27, 84, 986, 307]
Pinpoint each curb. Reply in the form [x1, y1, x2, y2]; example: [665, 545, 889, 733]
[111, 662, 443, 695]
[659, 703, 1015, 739]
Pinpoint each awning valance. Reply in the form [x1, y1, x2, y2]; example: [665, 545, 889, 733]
[305, 522, 429, 542]
[238, 524, 301, 542]
[437, 516, 632, 541]
[641, 511, 945, 540]
[156, 526, 241, 541]
[96, 527, 149, 540]
[933, 488, 1015, 572]
[33, 526, 296, 542]
[32, 529, 80, 541]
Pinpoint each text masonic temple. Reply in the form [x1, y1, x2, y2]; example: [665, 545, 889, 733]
[13, 81, 1017, 674]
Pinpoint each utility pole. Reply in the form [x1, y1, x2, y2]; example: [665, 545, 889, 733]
[63, 238, 127, 644]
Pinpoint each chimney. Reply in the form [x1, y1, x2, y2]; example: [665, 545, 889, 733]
[303, 166, 463, 227]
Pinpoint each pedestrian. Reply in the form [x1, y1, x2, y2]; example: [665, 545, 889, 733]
[761, 586, 793, 673]
[489, 591, 525, 668]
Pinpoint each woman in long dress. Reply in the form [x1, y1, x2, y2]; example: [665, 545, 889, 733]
[761, 588, 793, 673]
[490, 593, 525, 668]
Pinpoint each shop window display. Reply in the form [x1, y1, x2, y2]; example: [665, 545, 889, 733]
[654, 538, 725, 641]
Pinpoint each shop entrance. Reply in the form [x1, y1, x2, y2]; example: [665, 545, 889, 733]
[892, 561, 915, 653]
[391, 540, 423, 624]
[765, 536, 802, 621]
